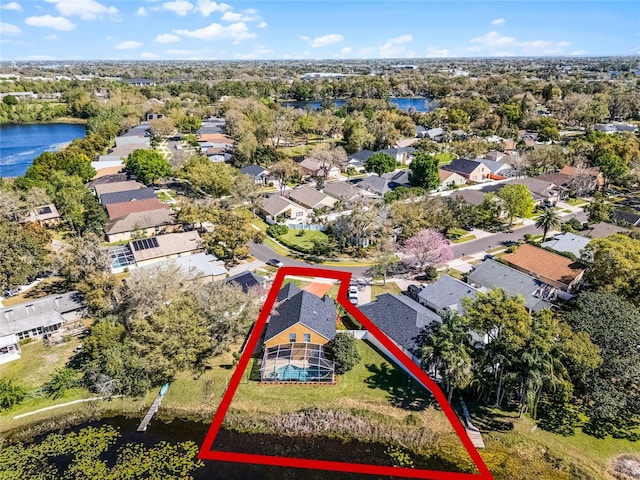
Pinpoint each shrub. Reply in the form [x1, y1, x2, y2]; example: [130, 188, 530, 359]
[0, 378, 27, 410]
[328, 332, 361, 375]
[266, 224, 288, 237]
[43, 367, 81, 399]
[424, 266, 439, 281]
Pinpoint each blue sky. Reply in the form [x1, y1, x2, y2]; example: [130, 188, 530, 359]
[0, 1, 638, 61]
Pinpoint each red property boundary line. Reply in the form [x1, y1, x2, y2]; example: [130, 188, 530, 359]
[198, 266, 494, 480]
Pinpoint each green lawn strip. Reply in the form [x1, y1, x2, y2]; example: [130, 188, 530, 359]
[250, 217, 270, 231]
[562, 209, 573, 213]
[452, 234, 477, 244]
[445, 268, 465, 280]
[277, 229, 328, 253]
[448, 228, 471, 237]
[370, 283, 403, 299]
[485, 246, 506, 254]
[565, 198, 588, 207]
[435, 152, 456, 165]
[261, 237, 291, 256]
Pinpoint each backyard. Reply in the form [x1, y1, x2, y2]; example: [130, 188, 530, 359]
[277, 229, 329, 253]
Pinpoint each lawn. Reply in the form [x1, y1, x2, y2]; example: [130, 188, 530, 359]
[435, 152, 456, 165]
[445, 268, 465, 280]
[565, 197, 588, 207]
[1, 277, 67, 307]
[0, 337, 83, 388]
[156, 190, 176, 202]
[277, 229, 328, 253]
[371, 282, 403, 299]
[453, 234, 477, 244]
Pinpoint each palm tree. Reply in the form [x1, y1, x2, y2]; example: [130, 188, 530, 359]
[535, 207, 561, 241]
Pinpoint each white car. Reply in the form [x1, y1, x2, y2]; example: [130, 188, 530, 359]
[348, 286, 358, 305]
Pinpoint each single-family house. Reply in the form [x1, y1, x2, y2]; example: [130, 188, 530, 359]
[352, 175, 391, 196]
[541, 233, 592, 261]
[87, 173, 129, 189]
[0, 292, 85, 363]
[105, 197, 168, 221]
[438, 170, 467, 191]
[467, 259, 557, 311]
[415, 125, 428, 138]
[93, 181, 146, 200]
[379, 147, 414, 165]
[449, 189, 486, 206]
[19, 204, 61, 227]
[288, 186, 338, 210]
[298, 158, 341, 178]
[136, 252, 228, 282]
[240, 165, 270, 184]
[483, 178, 567, 204]
[484, 151, 508, 162]
[502, 244, 586, 293]
[425, 127, 445, 142]
[479, 159, 514, 179]
[415, 275, 479, 315]
[382, 170, 412, 189]
[443, 159, 490, 183]
[129, 231, 203, 267]
[260, 195, 309, 223]
[322, 181, 363, 204]
[359, 293, 441, 361]
[579, 222, 631, 239]
[611, 208, 640, 227]
[347, 150, 375, 172]
[104, 209, 180, 243]
[99, 188, 157, 206]
[261, 284, 336, 383]
[559, 166, 604, 190]
[595, 123, 638, 134]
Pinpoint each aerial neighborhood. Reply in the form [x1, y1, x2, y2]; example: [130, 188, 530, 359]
[1, 56, 639, 479]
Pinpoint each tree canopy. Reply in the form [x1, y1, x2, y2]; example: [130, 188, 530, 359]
[497, 183, 535, 229]
[409, 152, 440, 190]
[364, 152, 396, 176]
[124, 149, 172, 185]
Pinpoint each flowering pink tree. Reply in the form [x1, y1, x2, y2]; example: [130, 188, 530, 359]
[401, 229, 454, 271]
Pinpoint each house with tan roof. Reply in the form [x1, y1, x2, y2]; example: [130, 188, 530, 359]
[502, 243, 586, 293]
[19, 204, 61, 227]
[288, 186, 337, 210]
[322, 181, 363, 204]
[105, 209, 180, 243]
[129, 231, 203, 267]
[259, 195, 309, 223]
[105, 197, 168, 221]
[438, 169, 466, 191]
[298, 158, 341, 178]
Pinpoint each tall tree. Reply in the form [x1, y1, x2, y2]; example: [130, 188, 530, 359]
[0, 219, 51, 292]
[535, 207, 561, 241]
[368, 238, 399, 286]
[124, 149, 172, 185]
[231, 174, 264, 218]
[496, 183, 535, 230]
[270, 158, 303, 195]
[409, 152, 440, 190]
[364, 152, 396, 177]
[400, 228, 453, 271]
[584, 191, 612, 223]
[417, 310, 472, 403]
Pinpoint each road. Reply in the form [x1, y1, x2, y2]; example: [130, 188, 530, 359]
[250, 210, 589, 275]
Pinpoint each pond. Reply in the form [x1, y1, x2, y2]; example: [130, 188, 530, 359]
[281, 97, 435, 112]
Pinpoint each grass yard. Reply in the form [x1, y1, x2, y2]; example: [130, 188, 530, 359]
[565, 197, 589, 207]
[435, 152, 456, 165]
[1, 277, 67, 307]
[370, 282, 403, 299]
[453, 234, 477, 244]
[156, 190, 176, 202]
[445, 268, 465, 280]
[277, 229, 328, 253]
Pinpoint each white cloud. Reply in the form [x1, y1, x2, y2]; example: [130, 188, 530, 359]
[196, 0, 230, 16]
[140, 52, 159, 59]
[299, 35, 310, 41]
[155, 33, 180, 43]
[116, 40, 142, 49]
[425, 47, 450, 58]
[174, 21, 255, 42]
[310, 33, 343, 48]
[45, 0, 118, 20]
[491, 18, 506, 25]
[234, 46, 273, 59]
[257, 21, 267, 28]
[0, 22, 21, 36]
[136, 7, 147, 16]
[469, 30, 573, 56]
[571, 49, 586, 55]
[0, 2, 22, 11]
[25, 15, 75, 31]
[26, 54, 56, 60]
[44, 34, 58, 40]
[341, 47, 352, 54]
[163, 0, 193, 16]
[378, 34, 412, 57]
[221, 10, 260, 22]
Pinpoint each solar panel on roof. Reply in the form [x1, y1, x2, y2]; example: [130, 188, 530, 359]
[131, 237, 159, 251]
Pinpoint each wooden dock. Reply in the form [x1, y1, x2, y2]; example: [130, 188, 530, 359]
[137, 384, 169, 432]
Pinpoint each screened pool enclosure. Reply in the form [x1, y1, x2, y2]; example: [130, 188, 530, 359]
[260, 343, 335, 383]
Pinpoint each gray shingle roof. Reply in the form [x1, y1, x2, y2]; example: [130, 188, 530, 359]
[264, 289, 336, 343]
[240, 165, 268, 177]
[417, 275, 479, 313]
[467, 259, 554, 311]
[322, 181, 362, 201]
[348, 150, 375, 162]
[0, 292, 83, 337]
[100, 188, 157, 205]
[444, 158, 483, 175]
[354, 176, 390, 195]
[541, 233, 591, 259]
[359, 293, 441, 352]
[276, 283, 302, 302]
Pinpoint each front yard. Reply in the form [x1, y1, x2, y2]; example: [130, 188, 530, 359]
[277, 229, 329, 253]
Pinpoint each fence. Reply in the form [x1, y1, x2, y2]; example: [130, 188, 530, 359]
[285, 223, 326, 231]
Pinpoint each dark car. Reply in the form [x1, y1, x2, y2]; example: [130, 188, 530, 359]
[266, 258, 284, 268]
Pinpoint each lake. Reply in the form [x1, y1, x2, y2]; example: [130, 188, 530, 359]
[281, 97, 435, 112]
[0, 123, 87, 178]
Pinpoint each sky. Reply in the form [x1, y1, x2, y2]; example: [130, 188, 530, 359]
[0, 1, 638, 61]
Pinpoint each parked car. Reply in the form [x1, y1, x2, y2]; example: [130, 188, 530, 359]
[348, 286, 359, 305]
[266, 258, 284, 268]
